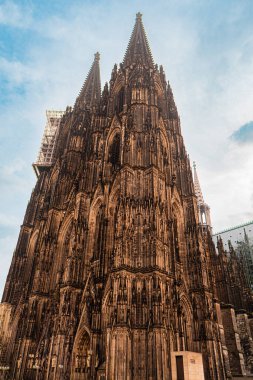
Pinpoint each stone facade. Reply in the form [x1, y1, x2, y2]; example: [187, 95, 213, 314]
[0, 13, 253, 380]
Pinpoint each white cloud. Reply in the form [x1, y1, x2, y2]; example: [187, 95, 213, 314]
[0, 158, 26, 176]
[0, 159, 33, 194]
[0, 57, 44, 86]
[0, 0, 32, 28]
[0, 213, 20, 227]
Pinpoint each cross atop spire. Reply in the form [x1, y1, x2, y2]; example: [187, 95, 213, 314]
[75, 52, 101, 109]
[123, 13, 154, 68]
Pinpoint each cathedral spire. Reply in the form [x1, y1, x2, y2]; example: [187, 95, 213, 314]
[193, 161, 205, 206]
[193, 162, 212, 230]
[75, 52, 101, 109]
[123, 13, 154, 68]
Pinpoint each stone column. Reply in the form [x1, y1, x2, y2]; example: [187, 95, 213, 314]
[214, 301, 232, 378]
[221, 304, 246, 376]
[236, 312, 253, 374]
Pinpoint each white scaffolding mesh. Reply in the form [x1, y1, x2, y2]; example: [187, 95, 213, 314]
[34, 110, 64, 172]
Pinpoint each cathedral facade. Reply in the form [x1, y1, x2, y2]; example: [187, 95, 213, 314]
[0, 13, 253, 380]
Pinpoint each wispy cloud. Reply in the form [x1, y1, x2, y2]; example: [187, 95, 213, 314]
[0, 0, 33, 28]
[0, 233, 18, 298]
[0, 213, 20, 227]
[231, 121, 253, 144]
[0, 57, 43, 86]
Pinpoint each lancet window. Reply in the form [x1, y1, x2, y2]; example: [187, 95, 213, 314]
[108, 134, 120, 169]
[115, 87, 124, 114]
[93, 206, 104, 260]
[173, 218, 180, 262]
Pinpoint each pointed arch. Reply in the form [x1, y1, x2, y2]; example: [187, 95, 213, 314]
[23, 229, 39, 285]
[27, 229, 39, 257]
[71, 326, 91, 379]
[172, 193, 186, 267]
[108, 134, 121, 168]
[178, 293, 194, 352]
[58, 212, 75, 253]
[158, 119, 170, 148]
[109, 174, 121, 206]
[49, 213, 74, 287]
[154, 72, 165, 97]
[47, 166, 60, 206]
[86, 193, 104, 262]
[108, 116, 121, 134]
[48, 163, 60, 185]
[104, 120, 122, 178]
[92, 205, 105, 260]
[111, 72, 125, 95]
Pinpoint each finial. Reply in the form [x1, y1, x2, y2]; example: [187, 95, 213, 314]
[94, 52, 100, 62]
[136, 12, 142, 20]
[244, 228, 249, 243]
[193, 161, 196, 169]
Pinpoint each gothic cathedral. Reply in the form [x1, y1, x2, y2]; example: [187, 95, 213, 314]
[1, 13, 253, 380]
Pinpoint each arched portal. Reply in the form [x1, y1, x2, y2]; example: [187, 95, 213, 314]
[178, 295, 194, 352]
[72, 329, 91, 379]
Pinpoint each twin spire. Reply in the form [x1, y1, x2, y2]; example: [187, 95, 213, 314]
[75, 52, 101, 109]
[75, 13, 154, 108]
[123, 12, 154, 68]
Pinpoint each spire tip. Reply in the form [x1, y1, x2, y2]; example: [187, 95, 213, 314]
[94, 52, 100, 62]
[136, 12, 143, 20]
[123, 12, 153, 68]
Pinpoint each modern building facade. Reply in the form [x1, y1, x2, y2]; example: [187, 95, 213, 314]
[0, 13, 253, 380]
[213, 221, 253, 250]
[213, 223, 253, 291]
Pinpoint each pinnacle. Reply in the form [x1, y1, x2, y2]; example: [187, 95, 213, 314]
[123, 13, 154, 68]
[193, 162, 205, 206]
[75, 53, 101, 109]
[94, 52, 100, 62]
[136, 12, 142, 20]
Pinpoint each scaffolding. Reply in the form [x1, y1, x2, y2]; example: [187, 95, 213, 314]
[33, 110, 64, 177]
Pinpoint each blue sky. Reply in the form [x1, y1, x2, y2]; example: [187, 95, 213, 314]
[1, 0, 253, 297]
[231, 121, 253, 144]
